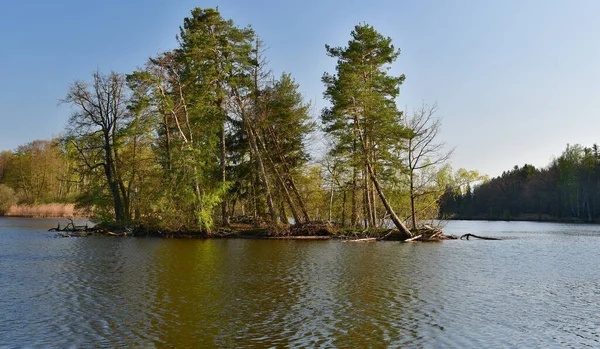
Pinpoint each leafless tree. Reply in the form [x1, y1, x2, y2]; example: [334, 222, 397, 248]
[62, 71, 132, 223]
[404, 103, 454, 229]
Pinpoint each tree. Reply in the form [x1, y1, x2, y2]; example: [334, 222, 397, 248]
[322, 23, 411, 237]
[260, 73, 315, 223]
[3, 140, 67, 203]
[0, 151, 12, 184]
[62, 71, 133, 224]
[178, 7, 255, 226]
[440, 142, 600, 222]
[403, 103, 453, 228]
[227, 37, 315, 226]
[0, 184, 17, 215]
[126, 8, 259, 232]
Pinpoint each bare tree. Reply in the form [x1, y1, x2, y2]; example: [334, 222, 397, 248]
[404, 103, 454, 229]
[62, 71, 132, 223]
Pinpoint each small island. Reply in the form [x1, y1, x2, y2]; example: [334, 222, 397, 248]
[0, 8, 480, 241]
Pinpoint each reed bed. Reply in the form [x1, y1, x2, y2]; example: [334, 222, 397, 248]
[5, 203, 88, 218]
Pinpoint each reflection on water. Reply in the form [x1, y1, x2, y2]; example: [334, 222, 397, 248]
[1, 218, 600, 348]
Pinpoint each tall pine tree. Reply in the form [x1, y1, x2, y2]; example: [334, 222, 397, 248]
[322, 24, 411, 236]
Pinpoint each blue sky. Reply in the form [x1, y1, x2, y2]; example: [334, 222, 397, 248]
[1, 0, 599, 178]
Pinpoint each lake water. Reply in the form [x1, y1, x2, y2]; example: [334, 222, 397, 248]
[1, 218, 599, 348]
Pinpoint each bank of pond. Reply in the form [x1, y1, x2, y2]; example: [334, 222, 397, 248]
[49, 219, 465, 242]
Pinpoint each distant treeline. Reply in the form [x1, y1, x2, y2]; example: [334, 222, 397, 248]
[0, 7, 477, 233]
[439, 144, 600, 222]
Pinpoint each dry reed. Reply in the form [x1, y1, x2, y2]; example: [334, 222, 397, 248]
[5, 203, 89, 218]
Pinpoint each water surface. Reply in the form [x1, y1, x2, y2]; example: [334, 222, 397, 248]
[1, 218, 599, 348]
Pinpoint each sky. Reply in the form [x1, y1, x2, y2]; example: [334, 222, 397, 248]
[1, 0, 600, 178]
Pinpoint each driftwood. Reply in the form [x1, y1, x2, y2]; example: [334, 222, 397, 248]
[49, 219, 94, 237]
[460, 233, 502, 241]
[344, 237, 377, 243]
[380, 229, 397, 240]
[404, 234, 423, 242]
[381, 224, 456, 241]
[48, 219, 88, 232]
[106, 231, 128, 237]
[269, 236, 331, 240]
[49, 219, 129, 238]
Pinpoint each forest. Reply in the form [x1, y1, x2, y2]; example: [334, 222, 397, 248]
[439, 143, 600, 223]
[0, 8, 477, 236]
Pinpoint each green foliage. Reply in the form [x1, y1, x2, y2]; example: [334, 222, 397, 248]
[263, 73, 315, 169]
[0, 184, 17, 215]
[1, 140, 74, 204]
[322, 24, 407, 160]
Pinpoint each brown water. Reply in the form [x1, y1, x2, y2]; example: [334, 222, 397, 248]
[1, 218, 600, 348]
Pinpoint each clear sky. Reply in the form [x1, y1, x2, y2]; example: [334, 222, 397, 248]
[1, 0, 599, 178]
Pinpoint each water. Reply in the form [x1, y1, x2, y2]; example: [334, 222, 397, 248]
[1, 218, 600, 348]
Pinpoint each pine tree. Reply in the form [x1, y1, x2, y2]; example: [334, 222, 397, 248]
[177, 7, 255, 227]
[322, 24, 411, 236]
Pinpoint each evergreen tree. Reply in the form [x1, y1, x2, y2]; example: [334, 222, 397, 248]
[322, 23, 411, 236]
[178, 7, 255, 227]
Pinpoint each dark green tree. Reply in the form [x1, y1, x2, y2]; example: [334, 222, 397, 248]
[178, 7, 255, 227]
[322, 23, 411, 236]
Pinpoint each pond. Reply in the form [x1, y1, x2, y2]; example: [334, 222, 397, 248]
[1, 218, 599, 348]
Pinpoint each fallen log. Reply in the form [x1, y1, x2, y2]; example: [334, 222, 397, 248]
[344, 237, 377, 243]
[48, 219, 89, 233]
[380, 229, 396, 240]
[106, 231, 128, 237]
[428, 231, 442, 241]
[405, 235, 422, 242]
[460, 233, 502, 241]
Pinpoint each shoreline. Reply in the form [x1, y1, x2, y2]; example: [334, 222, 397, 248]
[49, 223, 452, 242]
[447, 216, 600, 224]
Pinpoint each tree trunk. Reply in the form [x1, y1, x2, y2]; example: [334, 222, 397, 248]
[285, 176, 311, 223]
[221, 122, 229, 226]
[251, 179, 258, 225]
[279, 199, 289, 225]
[265, 126, 311, 222]
[255, 126, 302, 224]
[247, 125, 276, 224]
[341, 188, 347, 227]
[104, 139, 126, 223]
[355, 123, 411, 238]
[369, 148, 378, 227]
[351, 140, 358, 227]
[410, 171, 417, 229]
[363, 167, 372, 228]
[328, 184, 334, 223]
[366, 161, 412, 238]
[365, 139, 377, 227]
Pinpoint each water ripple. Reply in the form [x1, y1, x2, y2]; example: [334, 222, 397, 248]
[2, 220, 600, 348]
